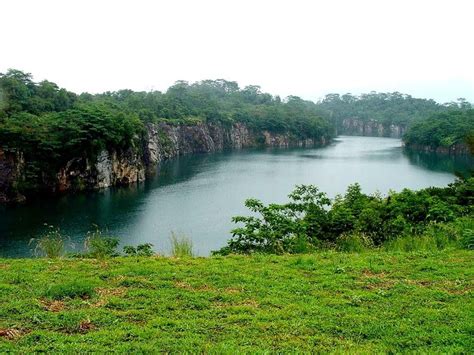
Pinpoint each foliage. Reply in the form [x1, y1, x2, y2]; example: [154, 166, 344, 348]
[84, 229, 119, 259]
[0, 251, 472, 352]
[217, 178, 473, 254]
[403, 109, 474, 152]
[29, 226, 66, 258]
[123, 243, 154, 257]
[316, 91, 471, 128]
[170, 232, 194, 257]
[0, 69, 336, 196]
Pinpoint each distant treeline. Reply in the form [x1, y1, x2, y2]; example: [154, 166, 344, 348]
[1, 70, 472, 170]
[317, 91, 471, 126]
[316, 92, 473, 152]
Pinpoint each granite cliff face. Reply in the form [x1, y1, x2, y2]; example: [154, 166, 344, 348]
[340, 118, 406, 138]
[0, 122, 327, 203]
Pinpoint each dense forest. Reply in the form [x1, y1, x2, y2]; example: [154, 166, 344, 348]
[403, 109, 474, 153]
[0, 70, 472, 195]
[316, 91, 471, 127]
[313, 92, 473, 152]
[0, 69, 333, 192]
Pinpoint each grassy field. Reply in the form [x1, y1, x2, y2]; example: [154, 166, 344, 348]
[0, 250, 472, 352]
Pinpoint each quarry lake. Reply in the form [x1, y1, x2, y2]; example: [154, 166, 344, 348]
[1, 136, 472, 257]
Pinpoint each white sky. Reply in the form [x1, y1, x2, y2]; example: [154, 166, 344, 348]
[1, 0, 473, 103]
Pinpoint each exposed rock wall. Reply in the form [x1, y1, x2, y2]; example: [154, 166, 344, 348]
[0, 122, 327, 203]
[0, 149, 25, 203]
[340, 118, 406, 138]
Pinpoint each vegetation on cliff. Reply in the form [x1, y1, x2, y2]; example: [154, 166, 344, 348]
[0, 250, 472, 352]
[0, 69, 333, 194]
[316, 91, 471, 128]
[403, 109, 474, 154]
[217, 178, 473, 254]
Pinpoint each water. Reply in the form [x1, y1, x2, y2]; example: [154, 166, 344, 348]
[1, 136, 472, 257]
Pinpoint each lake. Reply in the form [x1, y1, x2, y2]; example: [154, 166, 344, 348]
[1, 136, 472, 257]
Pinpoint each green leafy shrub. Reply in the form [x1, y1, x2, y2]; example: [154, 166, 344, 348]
[123, 243, 154, 256]
[30, 226, 66, 258]
[460, 229, 474, 250]
[336, 232, 374, 252]
[44, 280, 95, 300]
[217, 178, 473, 255]
[170, 232, 194, 257]
[84, 229, 119, 258]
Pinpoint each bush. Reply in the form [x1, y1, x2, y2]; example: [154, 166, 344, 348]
[460, 229, 474, 250]
[123, 243, 154, 256]
[217, 178, 473, 255]
[30, 226, 66, 258]
[44, 280, 96, 300]
[336, 233, 374, 252]
[170, 232, 194, 257]
[84, 229, 119, 258]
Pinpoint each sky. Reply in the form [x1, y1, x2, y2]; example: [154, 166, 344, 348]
[1, 0, 473, 103]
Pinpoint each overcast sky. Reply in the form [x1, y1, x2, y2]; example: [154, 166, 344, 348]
[1, 0, 473, 103]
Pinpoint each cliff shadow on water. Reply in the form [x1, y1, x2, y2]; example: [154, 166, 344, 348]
[403, 149, 474, 176]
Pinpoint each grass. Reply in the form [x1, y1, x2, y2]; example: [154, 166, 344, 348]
[0, 250, 472, 352]
[170, 232, 194, 257]
[30, 227, 66, 258]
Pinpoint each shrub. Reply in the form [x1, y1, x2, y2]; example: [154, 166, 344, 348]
[123, 243, 154, 256]
[84, 229, 119, 258]
[170, 232, 194, 257]
[30, 226, 66, 258]
[44, 280, 96, 300]
[336, 232, 374, 252]
[460, 229, 474, 250]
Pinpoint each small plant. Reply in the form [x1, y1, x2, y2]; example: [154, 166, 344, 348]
[30, 225, 66, 258]
[84, 228, 119, 258]
[123, 243, 154, 257]
[44, 280, 96, 300]
[460, 229, 474, 250]
[336, 232, 374, 252]
[170, 232, 194, 257]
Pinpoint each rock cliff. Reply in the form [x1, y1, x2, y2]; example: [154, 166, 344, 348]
[0, 122, 327, 203]
[339, 118, 406, 138]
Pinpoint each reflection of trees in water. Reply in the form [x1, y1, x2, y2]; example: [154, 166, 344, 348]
[404, 149, 473, 176]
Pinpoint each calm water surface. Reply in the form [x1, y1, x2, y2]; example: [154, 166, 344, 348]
[1, 136, 472, 257]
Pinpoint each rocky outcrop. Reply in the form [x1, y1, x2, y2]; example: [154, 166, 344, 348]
[0, 122, 328, 203]
[340, 118, 406, 138]
[0, 149, 25, 203]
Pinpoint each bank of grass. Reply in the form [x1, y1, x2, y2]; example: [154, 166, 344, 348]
[0, 250, 472, 352]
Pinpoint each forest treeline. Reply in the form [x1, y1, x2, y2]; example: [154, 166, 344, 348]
[317, 92, 473, 152]
[1, 69, 473, 164]
[0, 69, 333, 190]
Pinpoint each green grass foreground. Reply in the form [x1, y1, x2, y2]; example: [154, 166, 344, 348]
[0, 251, 473, 352]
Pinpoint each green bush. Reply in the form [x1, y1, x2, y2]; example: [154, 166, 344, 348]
[84, 229, 119, 258]
[123, 243, 154, 256]
[336, 232, 374, 252]
[217, 178, 473, 255]
[460, 229, 474, 250]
